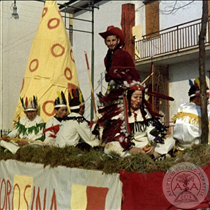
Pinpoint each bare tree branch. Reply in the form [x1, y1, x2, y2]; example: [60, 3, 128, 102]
[159, 0, 195, 15]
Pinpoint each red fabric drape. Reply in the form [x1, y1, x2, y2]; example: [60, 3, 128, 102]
[120, 163, 210, 210]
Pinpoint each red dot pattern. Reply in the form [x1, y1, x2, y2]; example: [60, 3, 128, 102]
[42, 101, 55, 116]
[42, 8, 48, 18]
[51, 44, 65, 57]
[70, 49, 75, 63]
[48, 18, 60, 29]
[23, 3, 78, 122]
[29, 59, 39, 72]
[64, 68, 72, 81]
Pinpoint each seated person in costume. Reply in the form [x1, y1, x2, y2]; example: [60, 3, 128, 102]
[1, 96, 45, 152]
[44, 91, 68, 145]
[172, 77, 210, 153]
[55, 89, 100, 150]
[104, 85, 175, 159]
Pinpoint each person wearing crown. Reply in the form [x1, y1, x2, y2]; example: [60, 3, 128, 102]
[1, 96, 45, 152]
[44, 91, 68, 145]
[55, 89, 100, 150]
[172, 77, 210, 154]
[99, 25, 140, 91]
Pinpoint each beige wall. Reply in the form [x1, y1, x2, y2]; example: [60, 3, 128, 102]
[1, 1, 44, 129]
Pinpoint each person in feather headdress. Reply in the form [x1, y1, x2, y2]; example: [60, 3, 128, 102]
[104, 84, 175, 159]
[172, 77, 210, 154]
[1, 96, 45, 150]
[44, 91, 68, 145]
[55, 88, 100, 151]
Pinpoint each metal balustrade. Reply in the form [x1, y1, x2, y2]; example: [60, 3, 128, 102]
[135, 18, 210, 60]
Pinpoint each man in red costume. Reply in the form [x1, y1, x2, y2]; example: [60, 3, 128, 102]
[97, 25, 141, 150]
[99, 25, 140, 88]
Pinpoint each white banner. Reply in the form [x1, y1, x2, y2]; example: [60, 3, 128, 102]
[0, 160, 122, 210]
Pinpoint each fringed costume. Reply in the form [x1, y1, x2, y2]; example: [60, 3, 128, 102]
[173, 77, 210, 152]
[96, 66, 175, 157]
[173, 102, 210, 151]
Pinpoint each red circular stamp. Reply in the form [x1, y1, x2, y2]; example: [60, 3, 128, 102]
[162, 162, 209, 209]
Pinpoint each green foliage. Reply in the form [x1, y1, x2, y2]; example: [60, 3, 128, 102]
[0, 144, 210, 174]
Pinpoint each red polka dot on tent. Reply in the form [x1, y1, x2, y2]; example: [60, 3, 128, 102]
[70, 49, 75, 63]
[48, 18, 60, 29]
[29, 59, 39, 72]
[42, 8, 48, 18]
[51, 44, 65, 57]
[64, 68, 72, 81]
[42, 101, 55, 116]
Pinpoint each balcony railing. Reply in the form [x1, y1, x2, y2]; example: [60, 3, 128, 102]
[135, 18, 210, 60]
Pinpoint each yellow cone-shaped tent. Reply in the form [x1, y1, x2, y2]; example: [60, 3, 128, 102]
[13, 0, 80, 123]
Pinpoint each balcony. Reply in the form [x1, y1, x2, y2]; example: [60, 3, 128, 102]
[135, 18, 210, 64]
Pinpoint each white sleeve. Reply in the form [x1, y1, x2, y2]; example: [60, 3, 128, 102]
[7, 118, 24, 138]
[56, 121, 79, 147]
[7, 128, 19, 138]
[76, 121, 100, 147]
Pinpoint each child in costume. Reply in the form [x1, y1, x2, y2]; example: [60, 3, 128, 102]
[44, 91, 68, 145]
[55, 88, 100, 150]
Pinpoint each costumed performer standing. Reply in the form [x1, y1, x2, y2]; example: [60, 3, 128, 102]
[172, 77, 210, 154]
[1, 96, 45, 153]
[55, 89, 100, 150]
[99, 25, 140, 92]
[44, 91, 68, 145]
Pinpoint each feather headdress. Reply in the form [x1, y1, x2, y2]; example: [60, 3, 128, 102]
[188, 77, 209, 98]
[20, 96, 38, 111]
[54, 91, 67, 108]
[68, 88, 85, 110]
[98, 66, 174, 150]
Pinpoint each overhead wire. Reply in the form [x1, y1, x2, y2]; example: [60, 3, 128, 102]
[3, 30, 37, 53]
[2, 1, 44, 53]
